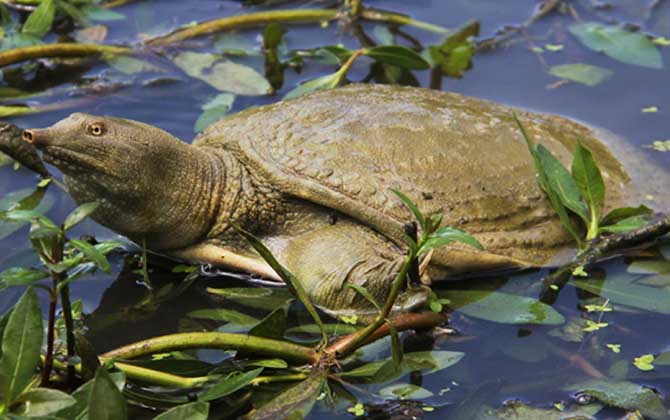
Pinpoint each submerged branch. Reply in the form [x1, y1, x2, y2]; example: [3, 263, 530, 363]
[328, 311, 448, 357]
[145, 9, 340, 47]
[0, 44, 131, 68]
[101, 332, 318, 364]
[540, 214, 670, 303]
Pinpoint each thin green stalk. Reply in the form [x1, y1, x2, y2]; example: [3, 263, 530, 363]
[250, 373, 308, 386]
[350, 0, 362, 16]
[146, 9, 339, 46]
[0, 44, 131, 67]
[359, 7, 448, 34]
[112, 362, 210, 388]
[101, 332, 318, 364]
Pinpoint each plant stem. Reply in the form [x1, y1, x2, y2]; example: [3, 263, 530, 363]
[350, 0, 362, 16]
[41, 280, 57, 386]
[250, 373, 308, 386]
[59, 282, 76, 385]
[359, 7, 448, 34]
[113, 362, 210, 388]
[101, 332, 318, 364]
[145, 9, 340, 47]
[540, 214, 670, 304]
[327, 311, 446, 356]
[0, 44, 131, 68]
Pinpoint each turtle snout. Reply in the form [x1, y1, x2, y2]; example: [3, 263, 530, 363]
[22, 129, 51, 147]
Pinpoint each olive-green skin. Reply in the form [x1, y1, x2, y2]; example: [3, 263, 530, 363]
[24, 84, 667, 318]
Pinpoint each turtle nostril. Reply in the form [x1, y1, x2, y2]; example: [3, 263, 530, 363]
[22, 130, 34, 143]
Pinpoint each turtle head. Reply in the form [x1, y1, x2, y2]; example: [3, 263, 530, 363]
[24, 113, 211, 249]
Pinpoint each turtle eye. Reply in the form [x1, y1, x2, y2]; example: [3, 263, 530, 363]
[87, 122, 105, 137]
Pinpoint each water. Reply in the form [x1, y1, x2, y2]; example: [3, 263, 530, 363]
[1, 0, 669, 418]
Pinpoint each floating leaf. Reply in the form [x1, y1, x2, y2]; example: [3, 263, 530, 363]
[545, 43, 564, 51]
[188, 308, 259, 326]
[380, 383, 433, 400]
[22, 0, 55, 38]
[194, 93, 235, 132]
[339, 350, 464, 382]
[14, 388, 76, 417]
[173, 52, 271, 96]
[642, 106, 659, 113]
[88, 368, 127, 420]
[105, 54, 160, 74]
[363, 45, 429, 70]
[206, 287, 292, 310]
[647, 140, 670, 152]
[548, 63, 613, 86]
[569, 23, 663, 69]
[633, 354, 655, 371]
[441, 290, 565, 325]
[283, 71, 342, 100]
[0, 287, 42, 406]
[250, 369, 326, 420]
[200, 368, 263, 401]
[81, 6, 125, 21]
[154, 402, 209, 420]
[64, 202, 99, 231]
[565, 380, 667, 419]
[573, 277, 670, 314]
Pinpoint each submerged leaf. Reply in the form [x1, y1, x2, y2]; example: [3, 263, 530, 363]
[441, 290, 565, 325]
[339, 350, 464, 382]
[565, 380, 668, 419]
[173, 52, 271, 96]
[573, 277, 670, 314]
[153, 402, 209, 420]
[194, 93, 235, 132]
[380, 383, 433, 400]
[548, 63, 613, 86]
[569, 23, 663, 69]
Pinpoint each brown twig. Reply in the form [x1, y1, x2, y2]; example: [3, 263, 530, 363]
[539, 214, 670, 304]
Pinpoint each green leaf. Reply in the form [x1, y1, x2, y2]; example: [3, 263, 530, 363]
[70, 239, 111, 274]
[64, 202, 99, 231]
[573, 276, 670, 314]
[81, 5, 125, 21]
[250, 369, 326, 420]
[373, 25, 395, 45]
[153, 401, 209, 420]
[565, 380, 668, 419]
[262, 23, 285, 49]
[205, 287, 292, 311]
[380, 383, 433, 400]
[21, 0, 55, 38]
[441, 290, 565, 325]
[536, 144, 589, 223]
[572, 140, 605, 217]
[548, 63, 613, 86]
[363, 46, 429, 70]
[442, 44, 474, 78]
[0, 287, 42, 407]
[105, 54, 160, 75]
[5, 209, 58, 230]
[283, 71, 342, 100]
[599, 215, 649, 234]
[390, 189, 425, 231]
[199, 368, 263, 401]
[88, 369, 127, 420]
[172, 52, 272, 96]
[569, 23, 663, 69]
[313, 46, 354, 64]
[388, 320, 403, 369]
[347, 284, 382, 313]
[601, 205, 652, 225]
[420, 226, 483, 255]
[339, 350, 464, 381]
[0, 267, 49, 289]
[15, 388, 76, 416]
[194, 93, 235, 132]
[246, 359, 288, 369]
[187, 308, 259, 326]
[234, 225, 327, 345]
[249, 306, 287, 339]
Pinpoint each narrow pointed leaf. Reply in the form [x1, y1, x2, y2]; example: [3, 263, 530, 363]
[572, 140, 605, 219]
[22, 0, 55, 38]
[601, 205, 653, 225]
[70, 239, 111, 274]
[283, 71, 342, 100]
[15, 388, 76, 416]
[234, 225, 327, 345]
[363, 45, 430, 70]
[64, 202, 99, 231]
[199, 368, 263, 401]
[347, 284, 382, 313]
[421, 226, 483, 254]
[599, 215, 650, 234]
[391, 189, 425, 230]
[250, 369, 326, 420]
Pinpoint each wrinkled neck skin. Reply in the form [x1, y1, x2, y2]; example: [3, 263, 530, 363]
[66, 142, 238, 251]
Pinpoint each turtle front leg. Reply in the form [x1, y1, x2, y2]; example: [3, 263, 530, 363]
[276, 220, 430, 320]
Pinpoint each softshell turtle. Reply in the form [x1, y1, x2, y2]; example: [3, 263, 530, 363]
[21, 84, 667, 318]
